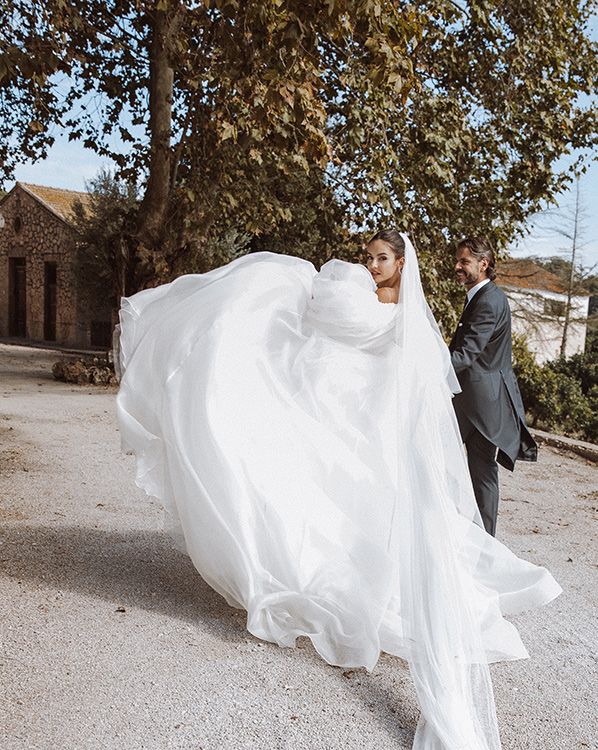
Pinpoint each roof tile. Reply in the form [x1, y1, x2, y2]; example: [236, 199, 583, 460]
[18, 182, 90, 224]
[497, 258, 569, 294]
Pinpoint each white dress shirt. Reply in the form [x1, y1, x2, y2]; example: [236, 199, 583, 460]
[466, 277, 491, 306]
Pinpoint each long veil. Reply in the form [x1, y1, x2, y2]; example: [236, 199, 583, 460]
[393, 234, 501, 749]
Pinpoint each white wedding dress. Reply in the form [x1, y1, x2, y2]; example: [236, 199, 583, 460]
[116, 236, 560, 750]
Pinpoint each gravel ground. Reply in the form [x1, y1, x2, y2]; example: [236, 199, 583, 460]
[0, 343, 596, 750]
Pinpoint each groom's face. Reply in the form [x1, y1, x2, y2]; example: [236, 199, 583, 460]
[454, 247, 488, 289]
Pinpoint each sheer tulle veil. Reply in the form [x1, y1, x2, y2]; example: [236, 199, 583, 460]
[392, 233, 501, 749]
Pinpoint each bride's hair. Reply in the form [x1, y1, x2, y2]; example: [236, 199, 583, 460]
[367, 229, 406, 258]
[457, 236, 497, 280]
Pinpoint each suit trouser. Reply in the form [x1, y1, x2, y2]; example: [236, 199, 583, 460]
[462, 425, 499, 536]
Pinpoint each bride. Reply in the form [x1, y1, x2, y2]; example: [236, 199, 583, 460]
[115, 231, 560, 750]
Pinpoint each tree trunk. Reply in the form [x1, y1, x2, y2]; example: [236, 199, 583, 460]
[560, 176, 580, 358]
[136, 8, 175, 251]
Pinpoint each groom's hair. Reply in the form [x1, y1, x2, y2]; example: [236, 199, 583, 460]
[367, 229, 406, 258]
[457, 237, 497, 280]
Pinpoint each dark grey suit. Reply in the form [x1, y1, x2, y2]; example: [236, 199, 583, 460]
[449, 281, 537, 535]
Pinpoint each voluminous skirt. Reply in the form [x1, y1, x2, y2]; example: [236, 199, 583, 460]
[116, 251, 560, 750]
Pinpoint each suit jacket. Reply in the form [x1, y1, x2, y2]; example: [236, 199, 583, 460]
[449, 281, 537, 470]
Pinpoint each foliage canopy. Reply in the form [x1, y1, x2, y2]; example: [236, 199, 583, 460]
[1, 1, 596, 327]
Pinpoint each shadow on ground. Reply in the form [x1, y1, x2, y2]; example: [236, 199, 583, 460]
[335, 662, 417, 747]
[0, 521, 418, 747]
[0, 522, 245, 641]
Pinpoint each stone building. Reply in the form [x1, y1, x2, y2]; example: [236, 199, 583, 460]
[497, 258, 589, 363]
[0, 182, 112, 349]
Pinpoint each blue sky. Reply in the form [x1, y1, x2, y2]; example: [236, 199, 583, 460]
[510, 160, 598, 269]
[509, 8, 598, 269]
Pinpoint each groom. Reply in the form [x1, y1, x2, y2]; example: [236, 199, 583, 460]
[449, 236, 537, 536]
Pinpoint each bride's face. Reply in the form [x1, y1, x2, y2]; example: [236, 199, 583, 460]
[366, 240, 403, 286]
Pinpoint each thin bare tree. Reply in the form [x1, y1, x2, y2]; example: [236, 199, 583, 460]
[561, 176, 581, 355]
[533, 173, 593, 357]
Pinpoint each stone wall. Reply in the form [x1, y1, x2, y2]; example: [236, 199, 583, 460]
[0, 186, 103, 348]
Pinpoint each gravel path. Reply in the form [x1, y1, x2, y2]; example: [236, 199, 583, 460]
[0, 343, 596, 750]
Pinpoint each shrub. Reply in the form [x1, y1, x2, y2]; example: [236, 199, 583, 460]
[512, 336, 597, 443]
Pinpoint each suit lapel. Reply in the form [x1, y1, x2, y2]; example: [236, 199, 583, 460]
[460, 281, 494, 323]
[450, 281, 495, 350]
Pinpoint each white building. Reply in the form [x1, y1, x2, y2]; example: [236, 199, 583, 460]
[497, 258, 589, 363]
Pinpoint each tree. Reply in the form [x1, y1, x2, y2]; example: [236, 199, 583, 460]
[178, 167, 351, 275]
[1, 1, 596, 330]
[72, 169, 139, 320]
[548, 176, 587, 356]
[524, 172, 595, 355]
[1, 2, 419, 248]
